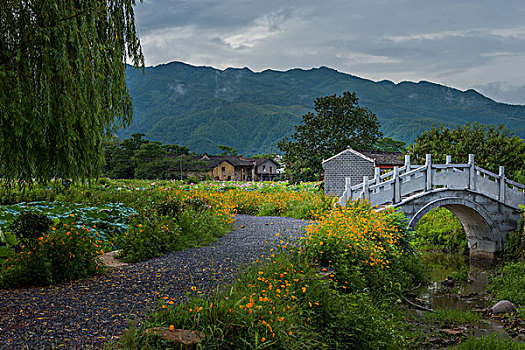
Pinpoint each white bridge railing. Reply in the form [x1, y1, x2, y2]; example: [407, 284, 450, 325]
[339, 154, 525, 210]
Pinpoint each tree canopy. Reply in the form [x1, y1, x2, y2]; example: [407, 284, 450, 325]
[278, 91, 382, 182]
[407, 123, 525, 183]
[102, 134, 205, 180]
[0, 0, 144, 183]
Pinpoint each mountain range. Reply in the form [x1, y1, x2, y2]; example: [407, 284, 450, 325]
[123, 61, 525, 156]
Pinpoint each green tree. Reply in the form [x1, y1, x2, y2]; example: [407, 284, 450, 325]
[133, 142, 178, 179]
[102, 133, 147, 179]
[0, 1, 144, 183]
[407, 123, 525, 182]
[374, 137, 406, 153]
[101, 135, 207, 180]
[218, 145, 239, 156]
[278, 91, 382, 182]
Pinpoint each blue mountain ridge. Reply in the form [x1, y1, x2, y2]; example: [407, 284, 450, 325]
[123, 61, 525, 155]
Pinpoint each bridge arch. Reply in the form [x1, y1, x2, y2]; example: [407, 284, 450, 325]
[399, 194, 506, 258]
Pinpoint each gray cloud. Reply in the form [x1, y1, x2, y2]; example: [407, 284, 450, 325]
[133, 0, 525, 104]
[474, 82, 525, 105]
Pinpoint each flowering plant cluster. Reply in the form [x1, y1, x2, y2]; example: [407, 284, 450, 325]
[1, 221, 104, 287]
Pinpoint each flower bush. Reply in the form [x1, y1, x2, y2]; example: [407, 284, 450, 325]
[0, 222, 104, 287]
[116, 209, 182, 263]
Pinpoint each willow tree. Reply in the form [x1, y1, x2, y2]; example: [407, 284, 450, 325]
[0, 0, 144, 183]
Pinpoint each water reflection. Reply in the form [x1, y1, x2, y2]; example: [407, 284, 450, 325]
[416, 251, 508, 338]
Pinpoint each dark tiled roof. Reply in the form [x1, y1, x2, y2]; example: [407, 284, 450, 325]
[203, 155, 255, 168]
[201, 155, 281, 169]
[251, 158, 280, 167]
[359, 150, 404, 166]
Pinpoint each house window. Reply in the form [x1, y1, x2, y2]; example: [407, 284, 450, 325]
[270, 166, 273, 173]
[263, 165, 266, 172]
[221, 166, 226, 172]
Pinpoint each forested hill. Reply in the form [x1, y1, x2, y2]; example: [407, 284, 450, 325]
[123, 61, 525, 156]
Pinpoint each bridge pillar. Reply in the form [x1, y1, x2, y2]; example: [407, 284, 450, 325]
[425, 154, 432, 191]
[394, 166, 400, 204]
[404, 155, 411, 172]
[469, 154, 476, 191]
[443, 204, 499, 259]
[499, 166, 506, 202]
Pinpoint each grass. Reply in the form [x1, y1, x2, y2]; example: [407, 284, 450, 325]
[422, 308, 481, 327]
[489, 262, 525, 306]
[456, 335, 525, 349]
[120, 252, 413, 350]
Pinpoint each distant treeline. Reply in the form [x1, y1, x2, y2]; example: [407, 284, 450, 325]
[101, 134, 207, 180]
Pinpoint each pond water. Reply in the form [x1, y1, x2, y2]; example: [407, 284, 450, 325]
[411, 251, 509, 344]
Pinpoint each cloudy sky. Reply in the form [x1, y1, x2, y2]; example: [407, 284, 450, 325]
[134, 0, 525, 105]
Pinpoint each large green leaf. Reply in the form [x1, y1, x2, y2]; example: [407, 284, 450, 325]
[0, 229, 18, 246]
[0, 245, 14, 258]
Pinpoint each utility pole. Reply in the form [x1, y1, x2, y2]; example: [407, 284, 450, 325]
[179, 157, 183, 181]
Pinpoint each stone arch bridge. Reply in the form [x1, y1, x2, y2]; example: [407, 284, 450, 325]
[339, 154, 525, 258]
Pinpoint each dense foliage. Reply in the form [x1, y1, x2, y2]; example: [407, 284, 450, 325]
[0, 1, 144, 182]
[407, 123, 525, 183]
[122, 62, 525, 155]
[505, 213, 525, 260]
[279, 91, 382, 182]
[490, 261, 525, 307]
[102, 134, 207, 179]
[1, 221, 105, 287]
[412, 208, 467, 254]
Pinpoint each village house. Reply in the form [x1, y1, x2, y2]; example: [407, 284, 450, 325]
[322, 148, 403, 197]
[201, 154, 280, 181]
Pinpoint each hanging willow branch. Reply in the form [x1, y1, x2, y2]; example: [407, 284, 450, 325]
[0, 0, 144, 184]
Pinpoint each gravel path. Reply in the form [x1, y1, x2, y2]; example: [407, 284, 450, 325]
[0, 215, 308, 349]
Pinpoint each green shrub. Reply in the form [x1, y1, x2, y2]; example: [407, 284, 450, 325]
[504, 213, 525, 260]
[303, 201, 424, 298]
[97, 177, 112, 186]
[412, 207, 467, 254]
[183, 197, 210, 212]
[154, 198, 184, 217]
[489, 261, 525, 306]
[117, 203, 230, 264]
[174, 210, 220, 247]
[117, 209, 182, 263]
[257, 201, 280, 216]
[153, 197, 211, 218]
[185, 176, 201, 184]
[10, 211, 52, 242]
[0, 224, 104, 287]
